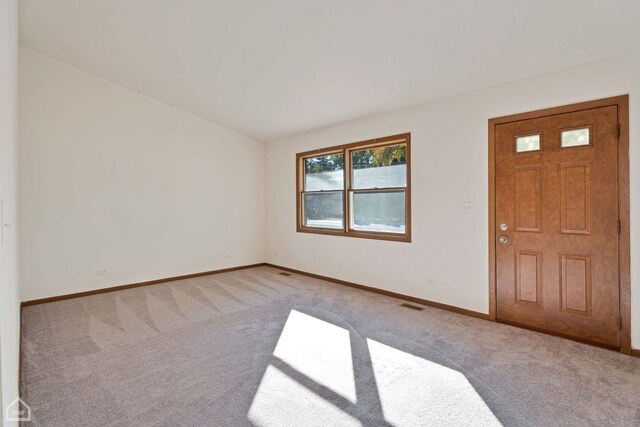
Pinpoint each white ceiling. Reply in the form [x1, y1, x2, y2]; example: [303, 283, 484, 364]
[19, 0, 640, 141]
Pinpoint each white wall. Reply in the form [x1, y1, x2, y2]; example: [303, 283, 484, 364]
[19, 48, 266, 302]
[266, 52, 640, 347]
[0, 0, 20, 425]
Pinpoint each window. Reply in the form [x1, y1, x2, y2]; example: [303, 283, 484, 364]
[515, 134, 541, 153]
[561, 127, 590, 148]
[297, 133, 411, 242]
[302, 153, 344, 229]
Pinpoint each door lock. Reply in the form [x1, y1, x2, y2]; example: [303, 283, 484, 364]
[500, 223, 508, 231]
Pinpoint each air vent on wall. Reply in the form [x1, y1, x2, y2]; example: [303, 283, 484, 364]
[278, 272, 292, 276]
[400, 302, 425, 311]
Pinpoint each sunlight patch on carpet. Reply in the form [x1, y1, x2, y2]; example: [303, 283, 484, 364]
[367, 338, 500, 426]
[247, 365, 360, 427]
[272, 310, 357, 402]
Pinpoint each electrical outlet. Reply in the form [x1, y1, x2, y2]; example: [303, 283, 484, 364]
[223, 252, 231, 258]
[97, 268, 108, 276]
[426, 278, 437, 286]
[462, 201, 474, 212]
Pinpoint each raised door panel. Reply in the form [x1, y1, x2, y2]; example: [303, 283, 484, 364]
[515, 250, 542, 306]
[515, 165, 542, 232]
[561, 255, 592, 316]
[560, 162, 592, 235]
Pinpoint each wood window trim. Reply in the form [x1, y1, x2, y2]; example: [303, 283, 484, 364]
[296, 133, 411, 243]
[488, 95, 631, 355]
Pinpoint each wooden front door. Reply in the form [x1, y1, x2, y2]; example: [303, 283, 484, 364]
[495, 104, 621, 348]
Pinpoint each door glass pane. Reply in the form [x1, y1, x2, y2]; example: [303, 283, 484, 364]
[350, 190, 405, 234]
[561, 128, 590, 147]
[303, 191, 343, 229]
[304, 154, 344, 191]
[352, 144, 406, 189]
[515, 135, 540, 153]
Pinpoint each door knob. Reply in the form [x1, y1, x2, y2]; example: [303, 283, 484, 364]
[499, 236, 508, 244]
[500, 223, 508, 231]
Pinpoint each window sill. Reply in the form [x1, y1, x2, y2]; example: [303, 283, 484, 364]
[296, 226, 411, 243]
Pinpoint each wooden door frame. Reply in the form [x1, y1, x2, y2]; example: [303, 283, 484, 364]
[488, 95, 631, 354]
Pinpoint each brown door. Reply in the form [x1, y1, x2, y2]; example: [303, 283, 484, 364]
[495, 105, 620, 348]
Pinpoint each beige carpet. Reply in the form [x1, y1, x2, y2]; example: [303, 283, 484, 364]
[21, 266, 640, 426]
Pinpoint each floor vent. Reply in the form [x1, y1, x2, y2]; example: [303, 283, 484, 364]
[400, 302, 425, 311]
[278, 272, 292, 276]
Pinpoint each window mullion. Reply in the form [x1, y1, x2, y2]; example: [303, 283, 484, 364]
[344, 148, 350, 233]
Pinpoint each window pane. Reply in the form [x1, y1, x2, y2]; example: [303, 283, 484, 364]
[304, 154, 344, 191]
[515, 135, 540, 153]
[352, 144, 406, 189]
[303, 191, 343, 229]
[350, 190, 405, 234]
[561, 128, 590, 147]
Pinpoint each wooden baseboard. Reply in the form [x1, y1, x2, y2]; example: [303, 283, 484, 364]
[264, 263, 490, 320]
[632, 349, 640, 358]
[21, 262, 267, 307]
